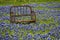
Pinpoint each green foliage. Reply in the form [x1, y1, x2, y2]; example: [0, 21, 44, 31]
[40, 17, 55, 24]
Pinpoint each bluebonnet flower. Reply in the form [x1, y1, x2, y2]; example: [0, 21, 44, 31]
[13, 36, 18, 40]
[57, 14, 60, 16]
[0, 23, 2, 27]
[0, 22, 5, 25]
[6, 24, 11, 27]
[0, 34, 3, 40]
[47, 6, 54, 8]
[0, 6, 3, 10]
[19, 24, 23, 28]
[0, 6, 10, 14]
[0, 18, 3, 20]
[55, 5, 60, 8]
[2, 16, 10, 20]
[5, 16, 10, 20]
[5, 32, 10, 40]
[13, 24, 17, 27]
[52, 32, 60, 39]
[17, 7, 21, 14]
[33, 27, 40, 31]
[41, 34, 48, 39]
[47, 4, 60, 8]
[13, 35, 18, 40]
[5, 36, 10, 40]
[34, 34, 41, 39]
[47, 37, 51, 40]
[14, 28, 19, 32]
[57, 26, 60, 32]
[27, 33, 32, 39]
[39, 4, 46, 7]
[1, 28, 5, 33]
[2, 16, 5, 20]
[58, 16, 60, 20]
[22, 36, 27, 40]
[27, 9, 30, 14]
[0, 7, 6, 14]
[50, 10, 56, 13]
[27, 25, 32, 30]
[24, 25, 32, 30]
[5, 6, 10, 14]
[53, 26, 60, 33]
[0, 12, 4, 17]
[28, 3, 38, 7]
[9, 24, 17, 30]
[5, 32, 9, 35]
[48, 31, 54, 35]
[39, 26, 45, 32]
[0, 22, 6, 27]
[35, 10, 45, 14]
[9, 26, 14, 30]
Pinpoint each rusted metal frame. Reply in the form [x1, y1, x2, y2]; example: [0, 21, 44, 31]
[10, 7, 13, 23]
[10, 6, 16, 23]
[31, 11, 36, 22]
[15, 19, 35, 23]
[30, 7, 36, 22]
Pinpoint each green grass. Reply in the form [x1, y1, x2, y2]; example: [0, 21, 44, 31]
[0, 0, 60, 6]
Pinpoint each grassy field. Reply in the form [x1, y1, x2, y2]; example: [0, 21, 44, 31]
[0, 0, 60, 6]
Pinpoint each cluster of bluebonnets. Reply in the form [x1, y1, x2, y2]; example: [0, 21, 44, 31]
[0, 2, 60, 40]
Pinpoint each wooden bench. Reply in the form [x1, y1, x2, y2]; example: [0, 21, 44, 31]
[10, 5, 36, 23]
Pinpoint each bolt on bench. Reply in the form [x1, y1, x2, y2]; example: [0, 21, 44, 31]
[10, 5, 36, 23]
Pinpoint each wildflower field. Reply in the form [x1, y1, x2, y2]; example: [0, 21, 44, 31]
[0, 0, 60, 40]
